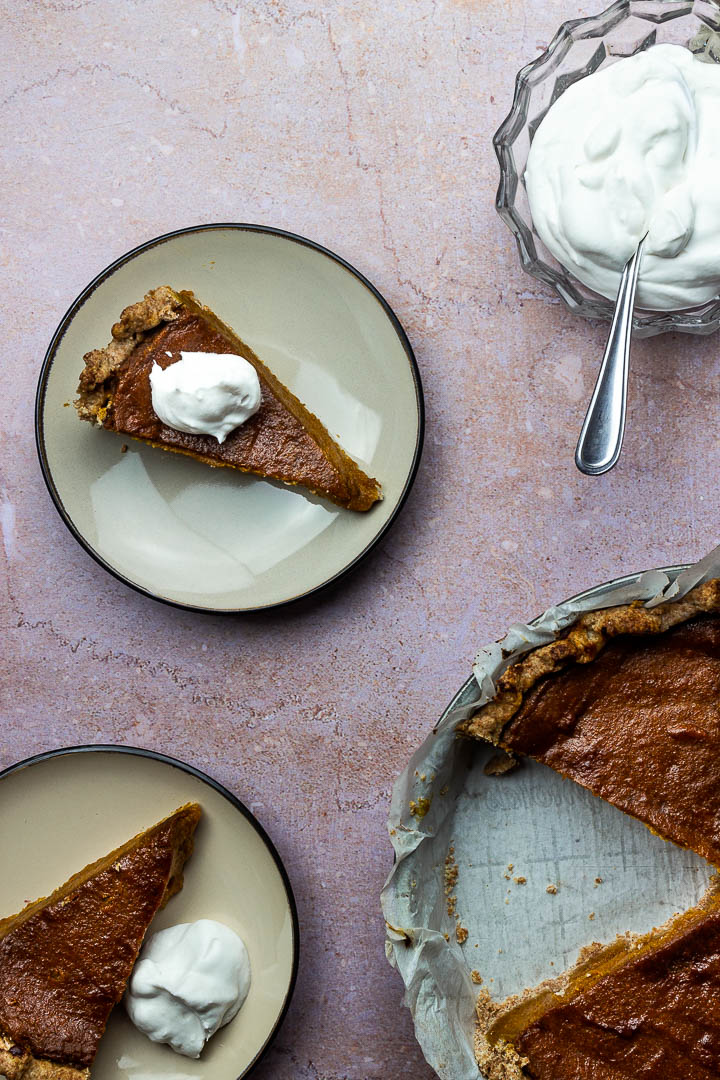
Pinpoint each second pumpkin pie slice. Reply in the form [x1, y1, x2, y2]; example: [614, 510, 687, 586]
[75, 287, 382, 512]
[0, 802, 201, 1079]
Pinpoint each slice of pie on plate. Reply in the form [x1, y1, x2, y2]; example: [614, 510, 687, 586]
[0, 802, 201, 1079]
[75, 287, 382, 512]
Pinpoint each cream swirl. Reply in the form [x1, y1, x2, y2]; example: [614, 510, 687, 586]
[125, 919, 251, 1058]
[525, 44, 720, 311]
[149, 351, 261, 442]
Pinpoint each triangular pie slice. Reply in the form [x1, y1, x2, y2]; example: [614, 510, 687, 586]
[476, 878, 720, 1079]
[0, 802, 201, 1079]
[75, 287, 382, 512]
[462, 579, 720, 866]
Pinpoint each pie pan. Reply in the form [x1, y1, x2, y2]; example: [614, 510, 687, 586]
[35, 224, 424, 612]
[0, 744, 299, 1080]
[382, 560, 720, 1079]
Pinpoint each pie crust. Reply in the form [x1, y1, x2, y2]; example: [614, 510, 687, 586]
[461, 578, 720, 746]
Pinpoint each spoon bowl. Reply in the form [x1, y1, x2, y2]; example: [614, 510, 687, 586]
[575, 235, 647, 476]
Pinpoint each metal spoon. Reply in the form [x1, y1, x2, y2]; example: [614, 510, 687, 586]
[575, 234, 647, 476]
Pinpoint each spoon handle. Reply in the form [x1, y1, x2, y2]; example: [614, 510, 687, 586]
[575, 236, 646, 476]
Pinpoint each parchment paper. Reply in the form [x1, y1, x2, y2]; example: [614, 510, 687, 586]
[382, 546, 720, 1079]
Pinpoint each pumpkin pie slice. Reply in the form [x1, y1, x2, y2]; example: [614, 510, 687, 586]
[0, 802, 201, 1079]
[476, 879, 720, 1079]
[75, 287, 382, 512]
[462, 579, 720, 866]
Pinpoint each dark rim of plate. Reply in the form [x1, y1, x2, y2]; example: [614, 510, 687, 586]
[0, 742, 300, 1078]
[35, 222, 425, 614]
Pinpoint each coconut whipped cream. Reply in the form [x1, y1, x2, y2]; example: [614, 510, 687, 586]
[125, 919, 251, 1058]
[149, 352, 261, 442]
[525, 44, 720, 310]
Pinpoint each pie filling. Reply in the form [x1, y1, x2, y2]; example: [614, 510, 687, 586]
[486, 895, 720, 1080]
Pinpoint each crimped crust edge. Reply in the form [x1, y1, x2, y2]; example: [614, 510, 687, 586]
[74, 286, 183, 422]
[461, 578, 720, 744]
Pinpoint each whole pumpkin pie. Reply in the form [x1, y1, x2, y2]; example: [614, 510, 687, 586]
[461, 578, 720, 1078]
[0, 802, 200, 1079]
[75, 287, 382, 512]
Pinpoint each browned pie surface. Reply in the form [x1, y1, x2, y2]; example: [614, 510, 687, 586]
[502, 614, 720, 866]
[109, 311, 360, 502]
[0, 804, 200, 1071]
[516, 908, 720, 1079]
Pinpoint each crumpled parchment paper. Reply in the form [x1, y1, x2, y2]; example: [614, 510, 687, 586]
[382, 547, 720, 1079]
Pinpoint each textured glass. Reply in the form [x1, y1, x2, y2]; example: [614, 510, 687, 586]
[494, 0, 720, 337]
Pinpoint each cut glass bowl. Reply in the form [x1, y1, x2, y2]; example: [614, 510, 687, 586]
[494, 0, 720, 337]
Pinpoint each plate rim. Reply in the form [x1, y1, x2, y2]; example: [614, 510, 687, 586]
[0, 741, 300, 1079]
[35, 221, 425, 614]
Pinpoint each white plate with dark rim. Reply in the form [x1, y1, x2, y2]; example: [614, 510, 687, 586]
[36, 224, 424, 613]
[0, 745, 299, 1080]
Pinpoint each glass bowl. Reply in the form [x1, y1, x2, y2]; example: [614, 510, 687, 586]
[494, 0, 720, 338]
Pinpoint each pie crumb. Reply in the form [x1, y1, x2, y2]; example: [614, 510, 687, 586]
[444, 847, 459, 904]
[471, 969, 483, 984]
[513, 876, 527, 885]
[474, 989, 528, 1079]
[546, 884, 558, 895]
[410, 796, 431, 819]
[484, 751, 519, 776]
[456, 924, 469, 945]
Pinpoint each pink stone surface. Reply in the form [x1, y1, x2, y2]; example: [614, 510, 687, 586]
[3, 1, 720, 1077]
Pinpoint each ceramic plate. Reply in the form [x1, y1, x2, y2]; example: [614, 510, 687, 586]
[0, 745, 298, 1080]
[36, 224, 423, 612]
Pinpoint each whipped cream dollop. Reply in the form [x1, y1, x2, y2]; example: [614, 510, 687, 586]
[125, 919, 251, 1058]
[525, 44, 720, 310]
[149, 351, 261, 442]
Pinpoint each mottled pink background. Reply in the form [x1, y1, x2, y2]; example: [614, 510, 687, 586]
[3, 1, 719, 1077]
